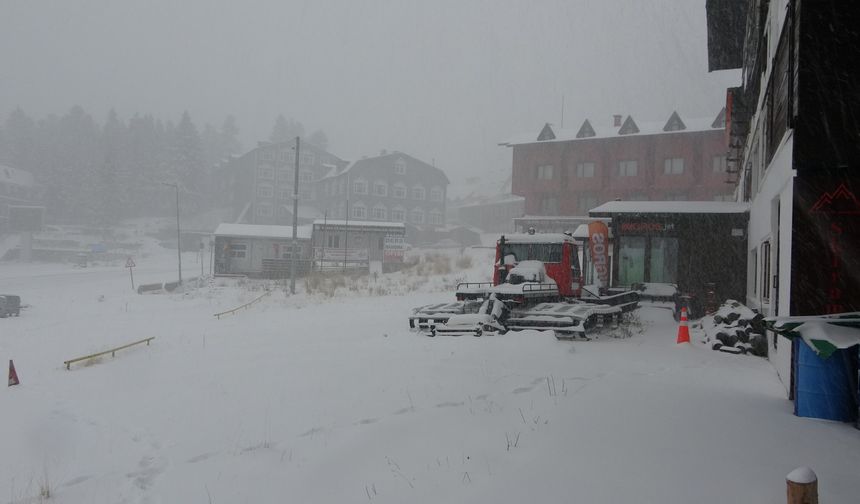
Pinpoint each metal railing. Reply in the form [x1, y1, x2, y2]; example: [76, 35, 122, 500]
[64, 337, 155, 370]
[213, 289, 273, 319]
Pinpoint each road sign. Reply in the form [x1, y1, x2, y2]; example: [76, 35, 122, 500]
[125, 257, 136, 290]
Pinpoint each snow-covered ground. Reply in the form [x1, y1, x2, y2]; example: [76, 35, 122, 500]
[1, 244, 859, 503]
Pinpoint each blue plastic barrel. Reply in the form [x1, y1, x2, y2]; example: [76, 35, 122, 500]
[794, 340, 859, 422]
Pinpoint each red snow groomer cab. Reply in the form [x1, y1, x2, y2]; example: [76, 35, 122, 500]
[409, 230, 639, 339]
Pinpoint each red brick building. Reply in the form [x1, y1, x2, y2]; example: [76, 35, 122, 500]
[500, 111, 733, 216]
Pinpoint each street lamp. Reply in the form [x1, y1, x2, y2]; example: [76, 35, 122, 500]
[161, 182, 182, 285]
[290, 136, 300, 294]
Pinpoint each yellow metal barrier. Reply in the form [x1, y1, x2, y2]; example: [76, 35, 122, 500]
[64, 337, 155, 370]
[213, 290, 272, 319]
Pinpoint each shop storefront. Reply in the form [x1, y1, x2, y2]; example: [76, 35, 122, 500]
[589, 201, 749, 304]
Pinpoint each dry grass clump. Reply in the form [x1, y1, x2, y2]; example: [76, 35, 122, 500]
[455, 254, 472, 269]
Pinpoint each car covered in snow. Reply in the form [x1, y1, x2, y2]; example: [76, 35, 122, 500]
[0, 294, 21, 317]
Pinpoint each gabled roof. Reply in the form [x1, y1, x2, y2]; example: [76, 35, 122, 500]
[322, 151, 450, 184]
[537, 123, 556, 141]
[618, 116, 640, 135]
[663, 111, 686, 132]
[576, 119, 596, 138]
[711, 107, 727, 129]
[500, 110, 727, 147]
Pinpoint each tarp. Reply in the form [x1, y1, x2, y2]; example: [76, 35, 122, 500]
[765, 312, 860, 359]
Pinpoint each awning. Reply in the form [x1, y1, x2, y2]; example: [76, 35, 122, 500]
[765, 313, 860, 358]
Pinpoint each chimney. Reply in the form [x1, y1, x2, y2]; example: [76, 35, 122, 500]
[613, 115, 622, 127]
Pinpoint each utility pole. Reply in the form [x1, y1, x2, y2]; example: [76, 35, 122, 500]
[161, 182, 182, 285]
[290, 136, 300, 294]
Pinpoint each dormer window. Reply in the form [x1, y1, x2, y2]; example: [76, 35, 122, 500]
[394, 158, 406, 175]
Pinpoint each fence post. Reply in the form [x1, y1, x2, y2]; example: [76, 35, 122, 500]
[786, 467, 817, 504]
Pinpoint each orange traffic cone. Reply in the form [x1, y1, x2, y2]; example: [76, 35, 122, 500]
[8, 360, 20, 386]
[676, 307, 691, 344]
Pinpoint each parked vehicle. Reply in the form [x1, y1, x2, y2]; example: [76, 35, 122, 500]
[409, 231, 639, 339]
[0, 295, 21, 317]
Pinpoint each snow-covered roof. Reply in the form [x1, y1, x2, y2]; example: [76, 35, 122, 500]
[571, 223, 614, 240]
[214, 223, 312, 239]
[589, 201, 749, 216]
[0, 164, 35, 187]
[454, 193, 525, 209]
[312, 219, 405, 229]
[500, 113, 724, 147]
[500, 233, 575, 244]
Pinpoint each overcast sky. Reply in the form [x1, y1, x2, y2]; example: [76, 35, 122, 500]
[1, 0, 738, 195]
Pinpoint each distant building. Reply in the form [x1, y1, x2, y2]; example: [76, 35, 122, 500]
[217, 140, 348, 226]
[311, 219, 406, 272]
[0, 164, 41, 236]
[213, 223, 312, 278]
[453, 194, 525, 233]
[500, 111, 733, 216]
[314, 151, 449, 245]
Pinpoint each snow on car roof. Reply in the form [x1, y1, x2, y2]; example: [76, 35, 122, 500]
[214, 223, 312, 239]
[589, 200, 749, 216]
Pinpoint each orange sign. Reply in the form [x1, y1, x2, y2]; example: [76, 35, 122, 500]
[587, 221, 610, 288]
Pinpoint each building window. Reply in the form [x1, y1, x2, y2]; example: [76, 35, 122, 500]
[412, 186, 425, 200]
[391, 207, 406, 222]
[353, 179, 368, 195]
[430, 187, 444, 202]
[429, 209, 443, 225]
[373, 181, 388, 197]
[300, 152, 315, 166]
[256, 203, 273, 217]
[576, 162, 595, 178]
[257, 184, 274, 198]
[761, 241, 771, 303]
[278, 168, 290, 181]
[371, 205, 387, 220]
[540, 197, 558, 215]
[394, 158, 406, 175]
[229, 243, 247, 258]
[300, 188, 313, 201]
[713, 155, 728, 173]
[411, 208, 425, 224]
[536, 164, 554, 180]
[663, 158, 685, 175]
[258, 165, 275, 180]
[300, 171, 313, 183]
[750, 248, 758, 296]
[618, 160, 638, 177]
[578, 195, 598, 213]
[392, 183, 407, 199]
[351, 203, 367, 219]
[326, 234, 340, 248]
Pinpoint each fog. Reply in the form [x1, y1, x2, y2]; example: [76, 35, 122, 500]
[1, 0, 738, 190]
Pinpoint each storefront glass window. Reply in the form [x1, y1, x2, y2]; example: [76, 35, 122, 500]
[650, 237, 678, 284]
[618, 236, 646, 286]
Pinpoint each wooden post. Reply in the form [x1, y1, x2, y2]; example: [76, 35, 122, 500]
[787, 467, 818, 504]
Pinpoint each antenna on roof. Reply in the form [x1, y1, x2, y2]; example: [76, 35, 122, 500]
[560, 95, 565, 129]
